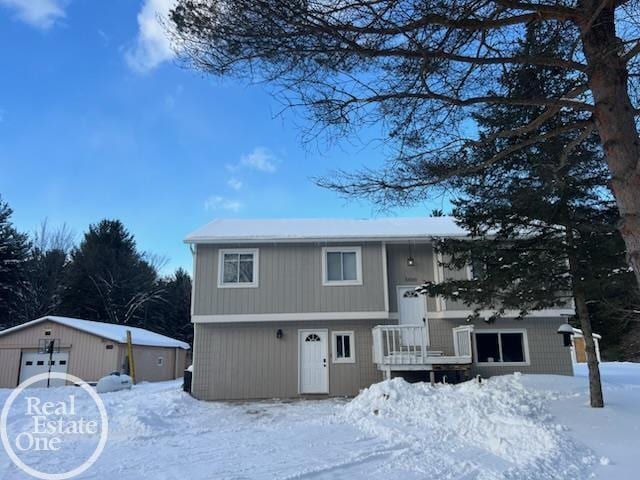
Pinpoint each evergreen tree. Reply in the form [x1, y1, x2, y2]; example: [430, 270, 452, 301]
[59, 220, 161, 325]
[420, 26, 632, 407]
[17, 221, 75, 323]
[0, 196, 30, 329]
[148, 268, 193, 343]
[19, 249, 67, 322]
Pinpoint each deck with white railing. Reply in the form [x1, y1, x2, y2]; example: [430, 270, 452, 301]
[372, 325, 473, 371]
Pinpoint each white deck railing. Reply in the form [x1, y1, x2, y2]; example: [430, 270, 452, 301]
[372, 325, 473, 367]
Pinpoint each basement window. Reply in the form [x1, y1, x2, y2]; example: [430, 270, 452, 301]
[475, 330, 529, 365]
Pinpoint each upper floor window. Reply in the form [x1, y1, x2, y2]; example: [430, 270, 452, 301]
[322, 247, 362, 286]
[218, 248, 259, 288]
[469, 256, 487, 280]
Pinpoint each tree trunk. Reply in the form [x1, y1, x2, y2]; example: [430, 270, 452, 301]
[566, 225, 604, 408]
[579, 3, 640, 288]
[573, 284, 604, 408]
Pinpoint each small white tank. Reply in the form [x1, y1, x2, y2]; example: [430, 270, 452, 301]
[96, 372, 133, 393]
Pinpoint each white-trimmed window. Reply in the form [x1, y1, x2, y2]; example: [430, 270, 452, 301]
[322, 247, 362, 285]
[332, 331, 355, 363]
[218, 248, 259, 288]
[474, 329, 530, 365]
[157, 356, 164, 366]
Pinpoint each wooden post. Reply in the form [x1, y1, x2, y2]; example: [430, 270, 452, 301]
[126, 330, 136, 385]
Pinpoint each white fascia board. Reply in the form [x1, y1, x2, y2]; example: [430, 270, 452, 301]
[192, 311, 390, 324]
[184, 235, 469, 245]
[426, 308, 575, 319]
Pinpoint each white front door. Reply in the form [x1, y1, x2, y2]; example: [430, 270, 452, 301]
[299, 329, 329, 394]
[19, 352, 69, 387]
[398, 286, 427, 325]
[397, 286, 429, 347]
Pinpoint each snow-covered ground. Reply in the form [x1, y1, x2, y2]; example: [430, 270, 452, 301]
[0, 362, 638, 479]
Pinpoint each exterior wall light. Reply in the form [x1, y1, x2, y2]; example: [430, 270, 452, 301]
[276, 329, 283, 339]
[407, 256, 415, 267]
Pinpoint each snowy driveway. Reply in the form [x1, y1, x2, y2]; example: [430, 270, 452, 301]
[1, 363, 638, 479]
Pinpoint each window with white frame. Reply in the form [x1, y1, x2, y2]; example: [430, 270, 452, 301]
[332, 331, 355, 363]
[322, 247, 362, 285]
[157, 356, 164, 366]
[475, 330, 529, 364]
[218, 249, 259, 287]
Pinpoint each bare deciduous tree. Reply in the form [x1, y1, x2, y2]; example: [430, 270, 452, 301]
[169, 0, 640, 285]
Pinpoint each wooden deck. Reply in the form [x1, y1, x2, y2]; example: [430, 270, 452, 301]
[372, 325, 474, 374]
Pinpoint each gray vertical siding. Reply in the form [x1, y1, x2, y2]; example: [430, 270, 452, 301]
[193, 243, 386, 315]
[427, 317, 573, 376]
[386, 243, 438, 313]
[441, 254, 476, 310]
[192, 320, 384, 400]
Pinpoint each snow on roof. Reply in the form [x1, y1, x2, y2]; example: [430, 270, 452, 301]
[572, 328, 602, 340]
[185, 217, 469, 243]
[0, 316, 190, 349]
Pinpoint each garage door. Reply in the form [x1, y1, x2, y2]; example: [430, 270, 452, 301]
[19, 352, 69, 387]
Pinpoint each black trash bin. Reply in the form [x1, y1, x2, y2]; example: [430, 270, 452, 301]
[183, 369, 192, 393]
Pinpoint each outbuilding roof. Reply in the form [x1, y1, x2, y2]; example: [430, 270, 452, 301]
[185, 217, 469, 244]
[572, 328, 602, 340]
[0, 316, 190, 349]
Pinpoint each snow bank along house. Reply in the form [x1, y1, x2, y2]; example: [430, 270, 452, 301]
[185, 217, 582, 401]
[0, 316, 190, 388]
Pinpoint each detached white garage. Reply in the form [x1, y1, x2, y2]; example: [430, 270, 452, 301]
[0, 316, 191, 388]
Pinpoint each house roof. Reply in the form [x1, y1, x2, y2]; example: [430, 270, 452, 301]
[0, 316, 191, 349]
[185, 217, 469, 244]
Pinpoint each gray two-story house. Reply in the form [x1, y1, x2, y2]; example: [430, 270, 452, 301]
[185, 217, 574, 401]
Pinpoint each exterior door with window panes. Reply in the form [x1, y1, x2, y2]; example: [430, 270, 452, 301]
[299, 330, 328, 393]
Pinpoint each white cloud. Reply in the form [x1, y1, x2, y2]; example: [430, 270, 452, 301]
[125, 0, 177, 73]
[227, 178, 243, 190]
[0, 0, 68, 29]
[204, 196, 242, 212]
[239, 147, 278, 173]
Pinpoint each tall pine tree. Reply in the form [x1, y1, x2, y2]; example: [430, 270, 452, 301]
[17, 221, 75, 323]
[59, 220, 161, 326]
[0, 196, 30, 329]
[147, 268, 193, 343]
[421, 25, 632, 407]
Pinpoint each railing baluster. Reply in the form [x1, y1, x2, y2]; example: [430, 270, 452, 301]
[385, 328, 391, 364]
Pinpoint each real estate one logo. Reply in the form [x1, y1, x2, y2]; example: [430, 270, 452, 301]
[1, 372, 109, 480]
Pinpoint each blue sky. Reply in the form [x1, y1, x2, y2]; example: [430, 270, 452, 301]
[0, 0, 441, 273]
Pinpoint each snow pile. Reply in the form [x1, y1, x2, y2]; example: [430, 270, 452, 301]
[342, 374, 597, 479]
